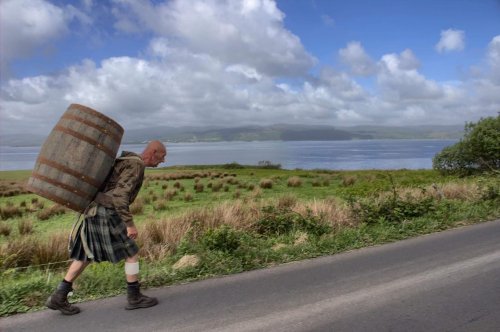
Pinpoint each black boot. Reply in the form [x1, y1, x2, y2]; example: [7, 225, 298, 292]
[46, 280, 81, 315]
[126, 282, 158, 310]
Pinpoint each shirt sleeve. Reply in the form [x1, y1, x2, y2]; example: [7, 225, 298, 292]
[110, 161, 143, 227]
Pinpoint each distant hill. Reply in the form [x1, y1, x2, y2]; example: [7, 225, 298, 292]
[122, 124, 463, 143]
[0, 124, 463, 147]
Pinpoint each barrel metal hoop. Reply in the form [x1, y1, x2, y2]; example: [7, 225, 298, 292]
[69, 104, 124, 135]
[31, 172, 94, 200]
[37, 156, 101, 188]
[61, 113, 122, 145]
[25, 185, 84, 212]
[53, 125, 116, 158]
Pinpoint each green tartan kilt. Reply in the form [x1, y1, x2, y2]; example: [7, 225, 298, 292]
[70, 206, 139, 263]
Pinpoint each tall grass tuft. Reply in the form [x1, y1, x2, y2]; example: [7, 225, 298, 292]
[0, 222, 11, 236]
[1, 205, 23, 220]
[342, 175, 357, 187]
[194, 183, 204, 193]
[130, 198, 144, 214]
[287, 176, 302, 187]
[18, 219, 33, 235]
[36, 205, 66, 221]
[259, 179, 273, 189]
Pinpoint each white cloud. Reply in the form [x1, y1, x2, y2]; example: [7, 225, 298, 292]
[377, 50, 443, 101]
[112, 0, 316, 77]
[1, 1, 499, 137]
[486, 35, 500, 84]
[0, 0, 91, 76]
[435, 29, 465, 53]
[339, 42, 376, 76]
[0, 0, 67, 73]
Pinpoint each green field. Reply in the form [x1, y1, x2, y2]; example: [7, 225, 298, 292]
[1, 165, 499, 316]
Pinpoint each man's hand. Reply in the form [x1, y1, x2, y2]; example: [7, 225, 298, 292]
[127, 226, 138, 239]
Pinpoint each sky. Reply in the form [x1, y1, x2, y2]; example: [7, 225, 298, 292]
[1, 0, 499, 136]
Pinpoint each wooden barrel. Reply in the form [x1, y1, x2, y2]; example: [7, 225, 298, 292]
[26, 104, 124, 212]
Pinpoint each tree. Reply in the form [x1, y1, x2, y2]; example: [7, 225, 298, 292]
[433, 115, 500, 175]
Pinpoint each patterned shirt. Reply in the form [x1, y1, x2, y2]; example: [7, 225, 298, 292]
[99, 151, 145, 227]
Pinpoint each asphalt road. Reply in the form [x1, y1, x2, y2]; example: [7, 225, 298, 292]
[3, 219, 500, 332]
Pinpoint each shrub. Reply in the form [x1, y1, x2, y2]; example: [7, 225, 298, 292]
[162, 184, 168, 190]
[201, 225, 241, 253]
[257, 161, 282, 169]
[433, 115, 500, 175]
[255, 206, 331, 237]
[287, 176, 302, 187]
[350, 191, 436, 225]
[174, 181, 181, 188]
[259, 179, 273, 189]
[223, 162, 245, 169]
[233, 190, 241, 199]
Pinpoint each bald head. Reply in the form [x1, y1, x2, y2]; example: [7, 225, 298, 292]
[141, 140, 167, 167]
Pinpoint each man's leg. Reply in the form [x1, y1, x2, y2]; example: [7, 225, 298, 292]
[46, 260, 90, 315]
[125, 254, 158, 310]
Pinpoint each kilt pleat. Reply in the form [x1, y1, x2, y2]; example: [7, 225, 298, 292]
[70, 206, 139, 263]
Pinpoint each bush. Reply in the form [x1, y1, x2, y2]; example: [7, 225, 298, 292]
[257, 161, 282, 169]
[350, 191, 436, 225]
[433, 115, 500, 175]
[201, 225, 241, 253]
[255, 206, 331, 236]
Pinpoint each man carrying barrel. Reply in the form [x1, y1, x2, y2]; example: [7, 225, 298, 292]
[46, 140, 167, 315]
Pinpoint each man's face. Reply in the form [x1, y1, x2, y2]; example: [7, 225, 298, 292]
[151, 149, 166, 167]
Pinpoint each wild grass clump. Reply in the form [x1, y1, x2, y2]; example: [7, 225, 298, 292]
[153, 200, 168, 211]
[194, 183, 204, 193]
[184, 192, 193, 202]
[342, 175, 357, 187]
[36, 205, 66, 221]
[287, 176, 302, 187]
[211, 181, 223, 192]
[129, 198, 144, 215]
[0, 205, 23, 220]
[0, 222, 11, 236]
[18, 219, 33, 235]
[259, 179, 273, 189]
